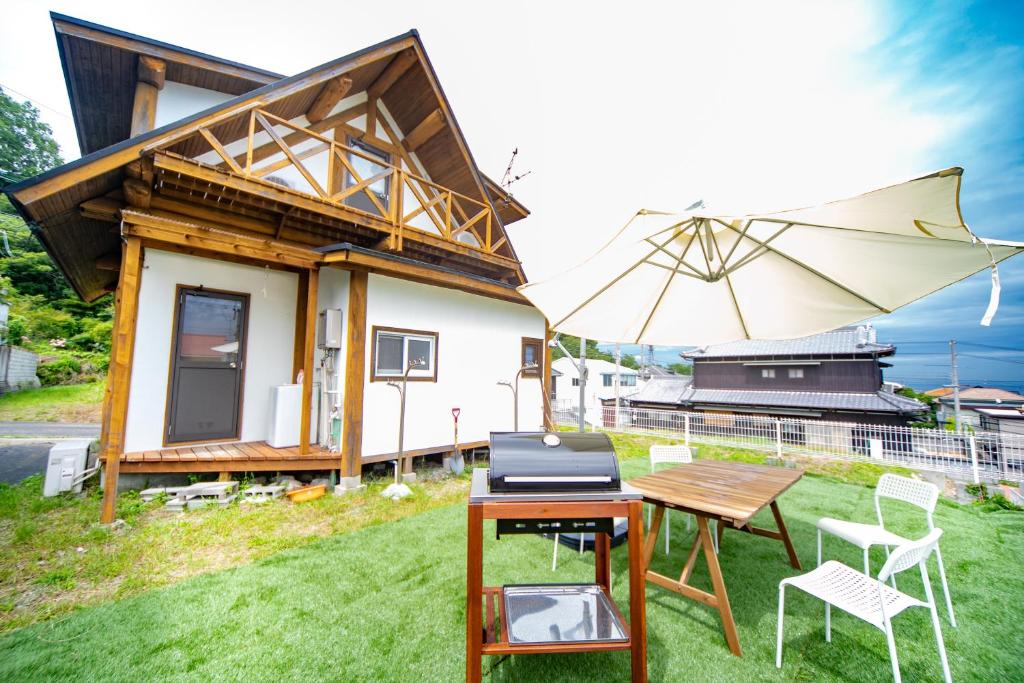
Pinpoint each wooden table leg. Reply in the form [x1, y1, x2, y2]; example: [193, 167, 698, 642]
[770, 500, 801, 570]
[698, 516, 742, 656]
[627, 500, 648, 682]
[595, 530, 611, 591]
[678, 530, 703, 584]
[643, 504, 664, 568]
[466, 503, 483, 683]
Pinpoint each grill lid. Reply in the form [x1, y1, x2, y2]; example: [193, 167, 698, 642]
[488, 432, 621, 493]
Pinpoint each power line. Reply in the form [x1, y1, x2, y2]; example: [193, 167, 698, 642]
[959, 353, 1024, 365]
[0, 82, 73, 120]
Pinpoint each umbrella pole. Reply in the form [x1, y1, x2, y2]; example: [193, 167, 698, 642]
[578, 337, 587, 432]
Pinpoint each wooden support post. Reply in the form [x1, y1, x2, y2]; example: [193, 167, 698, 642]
[299, 268, 319, 455]
[341, 270, 368, 477]
[100, 237, 143, 524]
[627, 500, 648, 682]
[292, 270, 309, 381]
[130, 56, 165, 137]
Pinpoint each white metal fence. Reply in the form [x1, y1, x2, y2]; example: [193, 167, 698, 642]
[552, 400, 1024, 483]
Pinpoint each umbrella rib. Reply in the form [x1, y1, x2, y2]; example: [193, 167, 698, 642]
[717, 222, 794, 277]
[635, 249, 687, 343]
[693, 219, 716, 277]
[744, 216, 977, 245]
[549, 229, 682, 329]
[711, 218, 892, 313]
[713, 219, 757, 279]
[643, 223, 705, 278]
[710, 228, 751, 338]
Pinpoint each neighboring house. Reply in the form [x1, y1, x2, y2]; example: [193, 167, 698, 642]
[551, 357, 644, 417]
[933, 387, 1024, 428]
[976, 407, 1024, 436]
[627, 325, 926, 425]
[3, 14, 546, 521]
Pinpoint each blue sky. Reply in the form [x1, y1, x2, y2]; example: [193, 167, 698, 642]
[1, 0, 1023, 392]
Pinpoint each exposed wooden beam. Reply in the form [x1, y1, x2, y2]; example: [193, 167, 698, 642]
[341, 270, 368, 477]
[307, 76, 353, 124]
[123, 178, 152, 209]
[299, 267, 319, 455]
[80, 197, 122, 222]
[324, 249, 528, 305]
[100, 237, 143, 524]
[130, 57, 165, 137]
[368, 49, 417, 99]
[137, 55, 166, 89]
[120, 209, 321, 269]
[403, 108, 446, 151]
[95, 251, 122, 271]
[228, 102, 367, 170]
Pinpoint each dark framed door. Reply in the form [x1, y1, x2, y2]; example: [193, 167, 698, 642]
[165, 287, 249, 444]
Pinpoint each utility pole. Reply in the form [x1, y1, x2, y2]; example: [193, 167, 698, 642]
[950, 339, 961, 432]
[578, 336, 587, 432]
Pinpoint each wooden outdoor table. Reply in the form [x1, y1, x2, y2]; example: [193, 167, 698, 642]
[628, 460, 803, 657]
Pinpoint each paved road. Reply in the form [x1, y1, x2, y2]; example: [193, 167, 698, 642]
[0, 422, 100, 438]
[0, 441, 55, 484]
[0, 423, 99, 484]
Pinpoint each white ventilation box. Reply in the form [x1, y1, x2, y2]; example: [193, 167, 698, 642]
[43, 439, 92, 497]
[267, 384, 319, 448]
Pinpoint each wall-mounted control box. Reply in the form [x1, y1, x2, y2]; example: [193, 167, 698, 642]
[317, 309, 343, 349]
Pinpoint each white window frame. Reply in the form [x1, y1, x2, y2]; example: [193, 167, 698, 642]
[371, 326, 438, 382]
[761, 368, 776, 379]
[788, 367, 804, 379]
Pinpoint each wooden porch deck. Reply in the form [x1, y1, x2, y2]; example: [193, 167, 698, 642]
[119, 441, 339, 473]
[118, 439, 490, 474]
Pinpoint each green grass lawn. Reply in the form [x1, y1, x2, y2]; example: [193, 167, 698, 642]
[0, 381, 104, 423]
[0, 451, 1021, 681]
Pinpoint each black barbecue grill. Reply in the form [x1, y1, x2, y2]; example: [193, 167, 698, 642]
[488, 432, 621, 493]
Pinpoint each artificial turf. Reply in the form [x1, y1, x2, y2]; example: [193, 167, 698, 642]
[0, 458, 1021, 682]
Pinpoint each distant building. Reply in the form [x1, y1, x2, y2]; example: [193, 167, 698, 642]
[551, 357, 644, 420]
[932, 387, 1024, 429]
[626, 325, 926, 426]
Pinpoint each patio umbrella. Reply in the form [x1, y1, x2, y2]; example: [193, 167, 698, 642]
[520, 168, 1024, 345]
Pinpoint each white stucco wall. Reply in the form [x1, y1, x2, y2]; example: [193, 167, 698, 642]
[360, 274, 546, 457]
[155, 81, 234, 129]
[124, 250, 298, 452]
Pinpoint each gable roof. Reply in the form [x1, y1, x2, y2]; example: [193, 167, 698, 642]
[629, 384, 926, 414]
[5, 17, 527, 300]
[682, 325, 894, 360]
[52, 12, 280, 156]
[937, 387, 1024, 404]
[552, 357, 640, 376]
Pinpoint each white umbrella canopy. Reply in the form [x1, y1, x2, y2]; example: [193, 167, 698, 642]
[520, 168, 1024, 346]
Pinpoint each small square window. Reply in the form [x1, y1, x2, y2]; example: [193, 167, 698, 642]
[621, 374, 637, 387]
[788, 368, 804, 379]
[761, 368, 776, 379]
[572, 377, 580, 387]
[603, 374, 614, 387]
[371, 327, 438, 381]
[521, 337, 543, 377]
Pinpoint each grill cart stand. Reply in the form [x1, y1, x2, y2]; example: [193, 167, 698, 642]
[465, 469, 647, 682]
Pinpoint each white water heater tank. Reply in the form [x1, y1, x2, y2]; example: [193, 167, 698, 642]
[267, 384, 319, 448]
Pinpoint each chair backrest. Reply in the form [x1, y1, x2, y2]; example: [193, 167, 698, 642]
[877, 528, 943, 582]
[874, 474, 939, 530]
[650, 444, 693, 470]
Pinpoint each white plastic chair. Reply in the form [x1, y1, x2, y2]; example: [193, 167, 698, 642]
[777, 528, 952, 683]
[647, 444, 711, 555]
[816, 473, 955, 627]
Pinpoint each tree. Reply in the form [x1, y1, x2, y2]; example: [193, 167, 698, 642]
[0, 88, 62, 184]
[667, 362, 693, 375]
[551, 334, 640, 369]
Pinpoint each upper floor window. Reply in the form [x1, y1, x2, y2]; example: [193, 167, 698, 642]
[371, 326, 437, 382]
[788, 368, 804, 379]
[345, 138, 391, 217]
[572, 377, 580, 387]
[761, 368, 776, 379]
[602, 373, 638, 387]
[521, 337, 543, 378]
[621, 374, 637, 387]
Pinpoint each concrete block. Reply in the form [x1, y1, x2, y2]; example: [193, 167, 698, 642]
[334, 475, 365, 495]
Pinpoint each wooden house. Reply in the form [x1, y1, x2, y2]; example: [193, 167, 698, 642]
[627, 325, 926, 425]
[3, 14, 551, 522]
